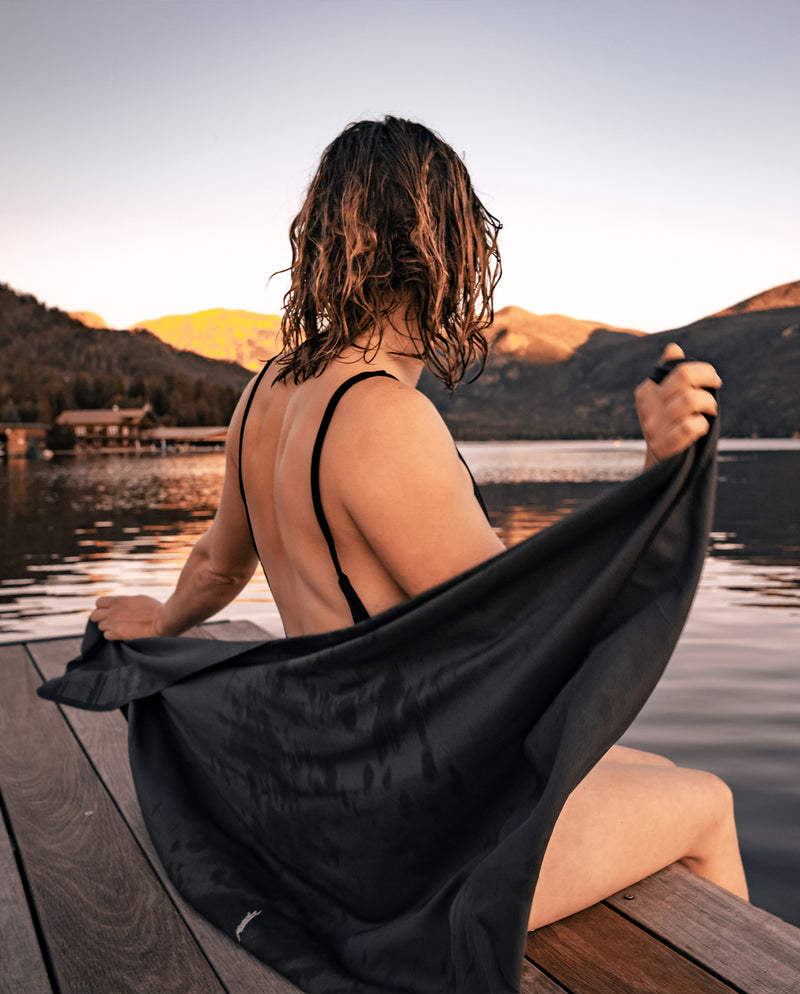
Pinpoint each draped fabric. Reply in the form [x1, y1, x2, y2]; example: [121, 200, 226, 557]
[39, 418, 718, 993]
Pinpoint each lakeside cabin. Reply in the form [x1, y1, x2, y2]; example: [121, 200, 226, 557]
[55, 404, 160, 450]
[50, 406, 227, 453]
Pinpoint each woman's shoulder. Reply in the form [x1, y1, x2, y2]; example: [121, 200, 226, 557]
[323, 371, 504, 593]
[326, 371, 455, 461]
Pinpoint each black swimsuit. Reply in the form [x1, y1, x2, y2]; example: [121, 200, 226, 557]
[238, 365, 489, 624]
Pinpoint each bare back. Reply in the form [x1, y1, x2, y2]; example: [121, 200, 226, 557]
[234, 353, 505, 638]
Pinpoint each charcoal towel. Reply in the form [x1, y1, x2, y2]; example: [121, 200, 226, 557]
[38, 415, 718, 993]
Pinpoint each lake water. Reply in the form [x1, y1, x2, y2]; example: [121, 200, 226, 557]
[1, 440, 798, 925]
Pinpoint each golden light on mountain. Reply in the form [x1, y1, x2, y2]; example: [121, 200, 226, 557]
[130, 308, 282, 371]
[488, 306, 643, 363]
[711, 279, 800, 318]
[68, 310, 108, 329]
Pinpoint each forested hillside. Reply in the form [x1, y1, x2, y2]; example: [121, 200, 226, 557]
[0, 284, 251, 427]
[3, 280, 799, 440]
[420, 305, 800, 439]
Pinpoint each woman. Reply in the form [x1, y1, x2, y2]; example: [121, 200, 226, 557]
[91, 117, 746, 938]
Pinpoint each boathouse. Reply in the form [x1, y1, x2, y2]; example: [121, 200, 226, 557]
[55, 404, 160, 450]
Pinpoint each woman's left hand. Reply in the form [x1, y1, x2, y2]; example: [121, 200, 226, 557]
[90, 594, 165, 641]
[635, 343, 721, 466]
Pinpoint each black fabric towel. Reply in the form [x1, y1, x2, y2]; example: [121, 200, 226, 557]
[38, 414, 718, 994]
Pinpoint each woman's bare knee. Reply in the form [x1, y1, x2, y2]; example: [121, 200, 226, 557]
[601, 743, 676, 767]
[677, 769, 748, 900]
[527, 761, 747, 931]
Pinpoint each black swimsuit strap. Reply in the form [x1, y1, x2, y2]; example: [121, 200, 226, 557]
[310, 371, 397, 624]
[238, 364, 491, 627]
[458, 450, 491, 521]
[237, 360, 276, 560]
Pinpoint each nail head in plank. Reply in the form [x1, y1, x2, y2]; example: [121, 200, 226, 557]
[608, 863, 800, 994]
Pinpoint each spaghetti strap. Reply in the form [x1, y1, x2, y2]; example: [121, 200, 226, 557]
[458, 450, 490, 520]
[310, 371, 397, 624]
[237, 360, 275, 560]
[238, 364, 490, 626]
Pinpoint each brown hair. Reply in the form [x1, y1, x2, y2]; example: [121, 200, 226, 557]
[274, 117, 502, 389]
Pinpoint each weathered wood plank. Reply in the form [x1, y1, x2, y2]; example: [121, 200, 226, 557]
[520, 958, 570, 993]
[0, 642, 225, 994]
[608, 863, 800, 994]
[205, 618, 280, 640]
[526, 900, 736, 994]
[0, 780, 52, 994]
[29, 635, 301, 994]
[20, 629, 800, 994]
[183, 624, 217, 638]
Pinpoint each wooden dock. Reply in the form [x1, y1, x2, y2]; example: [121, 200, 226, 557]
[2, 621, 799, 993]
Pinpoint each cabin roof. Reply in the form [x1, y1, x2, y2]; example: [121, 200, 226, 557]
[55, 405, 157, 427]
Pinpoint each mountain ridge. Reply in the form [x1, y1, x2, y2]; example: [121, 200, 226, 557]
[709, 279, 800, 318]
[5, 279, 799, 438]
[0, 284, 251, 428]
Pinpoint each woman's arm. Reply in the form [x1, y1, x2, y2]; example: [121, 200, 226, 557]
[90, 388, 260, 640]
[635, 343, 721, 469]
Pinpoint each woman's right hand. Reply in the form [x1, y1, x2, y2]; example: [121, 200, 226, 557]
[90, 594, 165, 641]
[634, 343, 721, 466]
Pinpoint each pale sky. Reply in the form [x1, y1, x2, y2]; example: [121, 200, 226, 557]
[1, 0, 798, 333]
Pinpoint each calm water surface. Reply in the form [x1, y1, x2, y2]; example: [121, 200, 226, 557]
[1, 440, 798, 924]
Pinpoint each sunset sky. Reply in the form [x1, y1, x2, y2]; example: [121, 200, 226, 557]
[2, 0, 798, 334]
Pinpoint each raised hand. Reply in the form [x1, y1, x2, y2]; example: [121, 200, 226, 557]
[635, 343, 721, 466]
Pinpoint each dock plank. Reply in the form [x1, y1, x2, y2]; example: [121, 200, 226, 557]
[0, 790, 52, 994]
[520, 959, 570, 993]
[28, 633, 302, 994]
[0, 642, 225, 994]
[607, 863, 800, 994]
[526, 900, 736, 994]
[206, 618, 283, 640]
[5, 627, 800, 994]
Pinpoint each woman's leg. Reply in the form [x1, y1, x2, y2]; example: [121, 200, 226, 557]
[600, 743, 676, 766]
[528, 758, 748, 931]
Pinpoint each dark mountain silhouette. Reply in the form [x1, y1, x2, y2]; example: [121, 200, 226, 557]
[420, 291, 800, 439]
[0, 284, 251, 427]
[3, 279, 798, 439]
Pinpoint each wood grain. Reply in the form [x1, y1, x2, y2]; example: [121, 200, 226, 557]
[15, 629, 800, 994]
[30, 632, 302, 994]
[608, 863, 800, 994]
[526, 900, 736, 994]
[205, 619, 281, 640]
[520, 957, 569, 993]
[0, 762, 52, 994]
[0, 642, 224, 994]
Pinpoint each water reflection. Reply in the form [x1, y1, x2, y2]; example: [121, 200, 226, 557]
[2, 445, 798, 640]
[0, 453, 280, 640]
[473, 446, 800, 575]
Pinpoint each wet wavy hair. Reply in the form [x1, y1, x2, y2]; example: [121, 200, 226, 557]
[274, 117, 502, 389]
